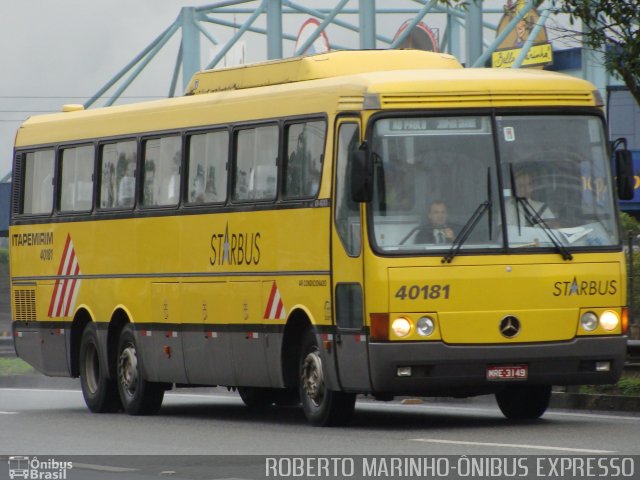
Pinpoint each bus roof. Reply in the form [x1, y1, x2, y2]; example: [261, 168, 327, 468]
[185, 50, 462, 94]
[15, 50, 599, 148]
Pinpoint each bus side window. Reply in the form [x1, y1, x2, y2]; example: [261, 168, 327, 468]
[60, 145, 94, 212]
[187, 130, 228, 204]
[335, 123, 361, 256]
[99, 140, 137, 209]
[283, 120, 325, 199]
[22, 150, 55, 215]
[233, 125, 278, 202]
[143, 136, 182, 207]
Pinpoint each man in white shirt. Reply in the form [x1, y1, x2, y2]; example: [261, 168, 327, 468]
[506, 171, 555, 226]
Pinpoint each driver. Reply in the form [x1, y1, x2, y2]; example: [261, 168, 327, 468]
[415, 201, 459, 244]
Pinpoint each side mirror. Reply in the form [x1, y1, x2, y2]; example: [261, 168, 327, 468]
[350, 149, 373, 203]
[615, 149, 635, 200]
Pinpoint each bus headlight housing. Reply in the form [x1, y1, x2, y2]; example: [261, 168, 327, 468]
[599, 310, 619, 331]
[416, 316, 435, 337]
[391, 317, 412, 337]
[580, 312, 598, 332]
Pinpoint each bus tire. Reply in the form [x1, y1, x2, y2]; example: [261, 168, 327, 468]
[495, 384, 551, 420]
[116, 324, 165, 415]
[299, 330, 355, 426]
[79, 323, 121, 413]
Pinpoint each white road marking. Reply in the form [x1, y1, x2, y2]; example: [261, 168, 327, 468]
[0, 388, 80, 394]
[410, 438, 616, 454]
[73, 463, 137, 473]
[0, 411, 18, 414]
[3, 388, 640, 422]
[358, 400, 640, 422]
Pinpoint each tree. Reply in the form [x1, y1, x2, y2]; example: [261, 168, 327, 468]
[553, 0, 640, 105]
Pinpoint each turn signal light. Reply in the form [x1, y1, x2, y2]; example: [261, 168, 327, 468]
[370, 313, 389, 341]
[621, 307, 628, 335]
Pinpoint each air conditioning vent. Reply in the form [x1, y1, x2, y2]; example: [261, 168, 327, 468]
[11, 154, 23, 217]
[14, 289, 36, 321]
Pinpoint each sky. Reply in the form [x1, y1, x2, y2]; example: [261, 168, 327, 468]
[0, 0, 580, 178]
[0, 0, 219, 177]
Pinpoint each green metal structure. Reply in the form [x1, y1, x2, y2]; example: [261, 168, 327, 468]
[77, 0, 552, 108]
[85, 0, 555, 108]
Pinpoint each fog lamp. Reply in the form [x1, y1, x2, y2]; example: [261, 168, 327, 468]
[580, 312, 598, 332]
[416, 316, 435, 337]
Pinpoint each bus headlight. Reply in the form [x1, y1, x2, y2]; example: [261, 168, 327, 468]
[599, 310, 619, 331]
[391, 317, 412, 337]
[416, 316, 435, 337]
[580, 312, 598, 331]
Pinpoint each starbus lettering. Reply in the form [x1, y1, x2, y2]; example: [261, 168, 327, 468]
[210, 223, 261, 267]
[553, 277, 617, 296]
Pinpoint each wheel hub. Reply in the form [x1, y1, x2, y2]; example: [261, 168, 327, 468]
[301, 350, 325, 407]
[119, 345, 138, 398]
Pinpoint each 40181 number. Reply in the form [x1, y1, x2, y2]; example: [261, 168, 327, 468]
[40, 248, 53, 261]
[394, 284, 450, 300]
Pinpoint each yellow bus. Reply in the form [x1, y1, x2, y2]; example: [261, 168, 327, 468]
[10, 50, 632, 426]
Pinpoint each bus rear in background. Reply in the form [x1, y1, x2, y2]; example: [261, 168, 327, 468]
[10, 50, 632, 426]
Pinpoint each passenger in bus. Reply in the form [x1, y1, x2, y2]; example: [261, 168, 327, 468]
[506, 170, 555, 226]
[117, 159, 135, 207]
[415, 201, 459, 244]
[191, 164, 205, 203]
[166, 152, 181, 204]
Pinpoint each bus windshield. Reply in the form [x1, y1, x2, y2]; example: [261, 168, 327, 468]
[369, 114, 619, 254]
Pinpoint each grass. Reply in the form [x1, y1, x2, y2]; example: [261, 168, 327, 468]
[0, 357, 34, 376]
[579, 374, 640, 396]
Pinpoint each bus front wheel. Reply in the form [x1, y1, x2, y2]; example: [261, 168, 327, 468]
[79, 323, 121, 413]
[116, 325, 165, 415]
[298, 330, 355, 426]
[495, 384, 552, 420]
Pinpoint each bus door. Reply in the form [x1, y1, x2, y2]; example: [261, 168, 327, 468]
[331, 119, 372, 392]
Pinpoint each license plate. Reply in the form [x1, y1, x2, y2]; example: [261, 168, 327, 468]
[486, 364, 528, 381]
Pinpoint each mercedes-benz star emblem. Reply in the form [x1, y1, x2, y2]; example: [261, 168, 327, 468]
[499, 316, 521, 338]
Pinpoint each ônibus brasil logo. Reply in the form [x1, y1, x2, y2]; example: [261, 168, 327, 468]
[8, 456, 72, 480]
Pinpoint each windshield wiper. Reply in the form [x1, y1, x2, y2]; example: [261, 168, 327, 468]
[442, 201, 490, 263]
[508, 164, 572, 261]
[516, 197, 573, 261]
[442, 168, 493, 264]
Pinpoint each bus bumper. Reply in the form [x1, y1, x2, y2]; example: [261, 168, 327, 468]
[367, 336, 627, 396]
[12, 322, 71, 377]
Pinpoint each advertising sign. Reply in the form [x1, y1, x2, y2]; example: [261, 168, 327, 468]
[294, 19, 330, 55]
[393, 20, 440, 52]
[492, 0, 553, 69]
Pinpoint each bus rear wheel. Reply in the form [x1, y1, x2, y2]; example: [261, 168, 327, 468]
[116, 325, 165, 415]
[495, 384, 552, 420]
[298, 330, 355, 426]
[79, 323, 121, 413]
